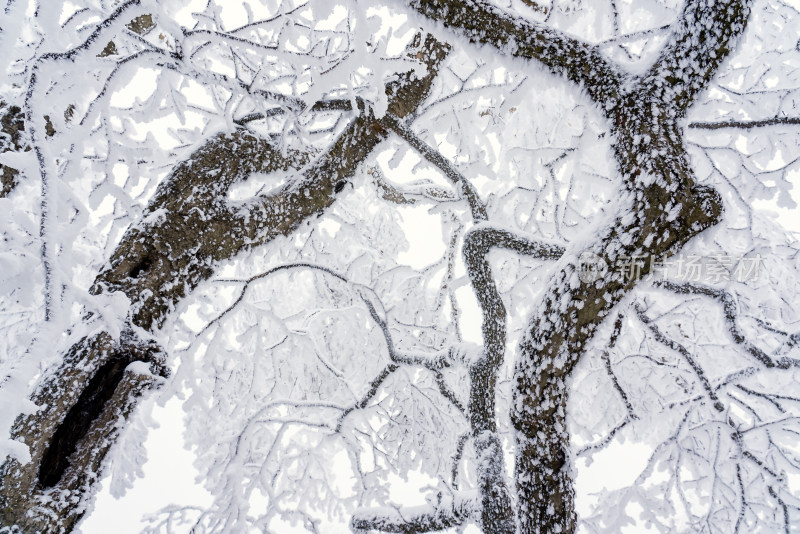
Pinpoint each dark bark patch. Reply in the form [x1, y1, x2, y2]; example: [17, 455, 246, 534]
[38, 355, 134, 488]
[128, 255, 153, 279]
[0, 103, 25, 197]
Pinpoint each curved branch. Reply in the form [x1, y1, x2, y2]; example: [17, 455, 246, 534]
[634, 302, 725, 412]
[576, 314, 637, 456]
[381, 114, 487, 221]
[401, 0, 623, 107]
[96, 35, 450, 332]
[576, 415, 635, 457]
[1, 33, 451, 534]
[461, 223, 564, 533]
[205, 262, 469, 428]
[655, 280, 777, 368]
[636, 0, 754, 114]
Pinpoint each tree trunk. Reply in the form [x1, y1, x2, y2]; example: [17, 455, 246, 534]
[400, 0, 753, 532]
[0, 34, 450, 533]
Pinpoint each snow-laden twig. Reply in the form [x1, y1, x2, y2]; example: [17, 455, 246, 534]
[689, 117, 800, 130]
[634, 301, 725, 412]
[655, 280, 780, 368]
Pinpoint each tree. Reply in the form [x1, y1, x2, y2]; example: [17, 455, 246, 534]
[1, 0, 799, 532]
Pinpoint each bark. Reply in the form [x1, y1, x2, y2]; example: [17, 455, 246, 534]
[0, 332, 167, 532]
[0, 34, 450, 533]
[0, 103, 28, 198]
[403, 0, 753, 532]
[462, 226, 563, 533]
[403, 0, 623, 104]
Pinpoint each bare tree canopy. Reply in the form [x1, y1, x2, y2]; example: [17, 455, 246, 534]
[1, 1, 799, 533]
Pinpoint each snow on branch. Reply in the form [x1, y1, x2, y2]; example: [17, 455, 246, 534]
[654, 280, 787, 368]
[459, 222, 564, 532]
[634, 301, 726, 412]
[400, 0, 623, 107]
[202, 261, 469, 433]
[689, 116, 800, 130]
[1, 27, 455, 532]
[636, 0, 755, 115]
[351, 491, 477, 533]
[382, 114, 487, 221]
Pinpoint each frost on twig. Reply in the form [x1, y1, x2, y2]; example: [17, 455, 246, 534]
[634, 301, 725, 413]
[656, 281, 789, 368]
[576, 314, 637, 457]
[689, 116, 800, 130]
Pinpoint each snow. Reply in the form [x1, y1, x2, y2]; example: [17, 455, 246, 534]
[3, 0, 800, 533]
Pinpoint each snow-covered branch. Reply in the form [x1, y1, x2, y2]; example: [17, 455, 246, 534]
[399, 0, 623, 107]
[689, 116, 800, 130]
[636, 0, 755, 115]
[634, 301, 725, 413]
[351, 492, 477, 533]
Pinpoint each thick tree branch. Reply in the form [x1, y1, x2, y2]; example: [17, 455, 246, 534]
[1, 33, 450, 534]
[2, 1, 773, 532]
[400, 0, 623, 107]
[636, 0, 754, 115]
[505, 1, 753, 528]
[0, 331, 168, 531]
[462, 224, 564, 533]
[97, 34, 450, 332]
